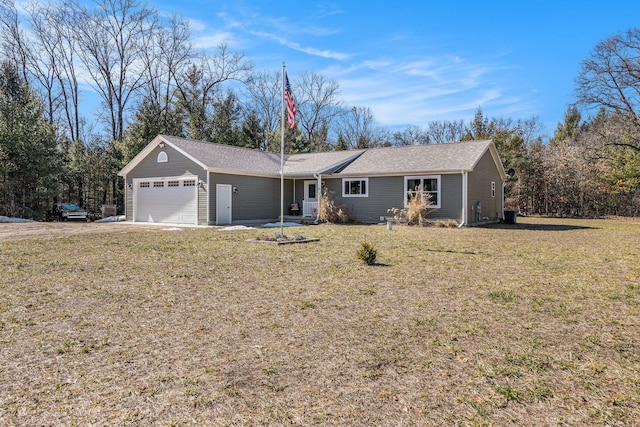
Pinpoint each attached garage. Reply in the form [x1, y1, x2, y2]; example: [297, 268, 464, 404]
[133, 177, 198, 225]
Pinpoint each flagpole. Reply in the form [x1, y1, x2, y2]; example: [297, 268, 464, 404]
[280, 62, 285, 236]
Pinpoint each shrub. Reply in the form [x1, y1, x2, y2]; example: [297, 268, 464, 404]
[357, 240, 378, 265]
[319, 188, 352, 223]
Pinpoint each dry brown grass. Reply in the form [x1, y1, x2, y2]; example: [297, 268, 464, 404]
[1, 217, 639, 426]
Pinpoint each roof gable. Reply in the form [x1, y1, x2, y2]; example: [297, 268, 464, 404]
[118, 135, 208, 177]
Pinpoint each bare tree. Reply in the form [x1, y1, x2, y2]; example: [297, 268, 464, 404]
[426, 119, 466, 143]
[67, 0, 157, 142]
[140, 13, 192, 123]
[335, 106, 387, 149]
[295, 71, 342, 151]
[393, 125, 430, 145]
[243, 70, 281, 148]
[0, 1, 30, 81]
[27, 3, 85, 141]
[174, 43, 252, 140]
[575, 27, 640, 151]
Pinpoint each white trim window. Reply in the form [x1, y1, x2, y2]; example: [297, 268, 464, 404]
[404, 175, 441, 208]
[491, 181, 496, 198]
[342, 178, 368, 197]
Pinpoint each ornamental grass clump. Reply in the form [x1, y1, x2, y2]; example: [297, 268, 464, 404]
[319, 188, 352, 223]
[387, 186, 433, 226]
[405, 190, 432, 226]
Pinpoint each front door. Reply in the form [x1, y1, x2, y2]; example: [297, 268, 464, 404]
[303, 180, 318, 217]
[304, 180, 317, 202]
[216, 184, 232, 225]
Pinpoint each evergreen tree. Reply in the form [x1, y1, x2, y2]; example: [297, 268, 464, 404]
[211, 93, 242, 146]
[462, 107, 491, 140]
[550, 106, 582, 146]
[0, 62, 61, 218]
[120, 95, 183, 164]
[241, 110, 265, 150]
[335, 133, 348, 151]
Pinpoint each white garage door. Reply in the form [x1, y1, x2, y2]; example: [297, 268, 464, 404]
[134, 178, 198, 224]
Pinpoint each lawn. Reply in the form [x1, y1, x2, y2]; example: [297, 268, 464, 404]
[0, 217, 639, 426]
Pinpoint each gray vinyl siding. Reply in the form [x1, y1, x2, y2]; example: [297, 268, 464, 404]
[467, 151, 503, 224]
[123, 144, 208, 225]
[197, 186, 208, 225]
[324, 174, 463, 223]
[125, 186, 133, 220]
[438, 174, 463, 221]
[209, 173, 292, 223]
[293, 179, 307, 205]
[324, 177, 403, 223]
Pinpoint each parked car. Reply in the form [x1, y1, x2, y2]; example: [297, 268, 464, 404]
[56, 203, 88, 221]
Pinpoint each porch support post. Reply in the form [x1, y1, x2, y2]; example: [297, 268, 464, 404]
[314, 173, 322, 223]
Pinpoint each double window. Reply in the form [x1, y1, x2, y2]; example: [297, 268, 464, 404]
[404, 175, 441, 208]
[342, 178, 368, 197]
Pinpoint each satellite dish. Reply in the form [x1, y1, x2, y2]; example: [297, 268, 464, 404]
[507, 168, 516, 178]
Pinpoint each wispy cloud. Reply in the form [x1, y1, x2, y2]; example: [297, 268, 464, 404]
[248, 30, 350, 60]
[332, 56, 523, 127]
[192, 6, 349, 60]
[192, 31, 248, 50]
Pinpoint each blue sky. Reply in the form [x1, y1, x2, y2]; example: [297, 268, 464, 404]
[122, 1, 640, 138]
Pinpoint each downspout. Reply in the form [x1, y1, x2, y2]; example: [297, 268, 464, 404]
[501, 178, 506, 220]
[313, 173, 322, 224]
[459, 170, 468, 227]
[206, 167, 210, 226]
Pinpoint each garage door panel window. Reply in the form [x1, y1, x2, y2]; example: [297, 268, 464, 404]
[404, 175, 440, 208]
[183, 180, 196, 187]
[153, 181, 164, 188]
[139, 182, 150, 188]
[168, 180, 179, 187]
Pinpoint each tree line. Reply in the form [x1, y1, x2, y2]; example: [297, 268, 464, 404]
[0, 0, 638, 219]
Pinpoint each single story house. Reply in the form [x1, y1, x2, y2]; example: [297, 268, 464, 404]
[118, 135, 507, 226]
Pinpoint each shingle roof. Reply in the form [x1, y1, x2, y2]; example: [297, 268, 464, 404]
[285, 150, 365, 175]
[335, 140, 493, 176]
[121, 135, 496, 178]
[162, 135, 365, 176]
[162, 135, 282, 175]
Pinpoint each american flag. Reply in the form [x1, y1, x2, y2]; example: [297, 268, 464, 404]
[284, 73, 296, 128]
